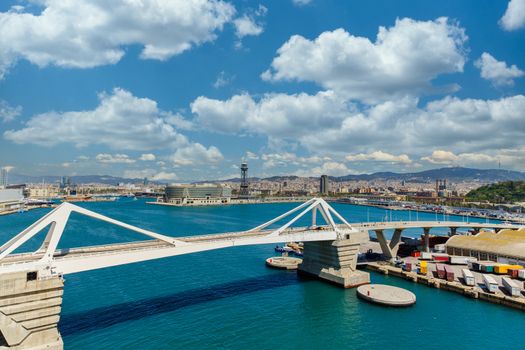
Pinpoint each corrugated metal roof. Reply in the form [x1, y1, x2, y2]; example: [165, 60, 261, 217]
[446, 228, 525, 259]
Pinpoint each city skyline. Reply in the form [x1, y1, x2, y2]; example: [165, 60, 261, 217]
[1, 0, 524, 181]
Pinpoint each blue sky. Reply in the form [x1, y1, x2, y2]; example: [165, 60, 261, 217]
[0, 0, 524, 181]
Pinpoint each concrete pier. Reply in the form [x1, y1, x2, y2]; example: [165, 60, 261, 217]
[0, 271, 63, 350]
[298, 233, 370, 288]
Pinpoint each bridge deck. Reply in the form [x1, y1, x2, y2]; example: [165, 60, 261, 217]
[0, 220, 521, 275]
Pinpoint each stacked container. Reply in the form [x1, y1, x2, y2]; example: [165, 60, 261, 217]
[444, 265, 455, 282]
[436, 264, 446, 279]
[419, 260, 428, 275]
[518, 269, 525, 280]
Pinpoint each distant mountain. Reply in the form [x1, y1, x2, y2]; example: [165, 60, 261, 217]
[336, 167, 525, 183]
[8, 167, 525, 186]
[8, 174, 153, 185]
[212, 167, 525, 183]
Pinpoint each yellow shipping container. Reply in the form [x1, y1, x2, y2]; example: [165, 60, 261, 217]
[494, 265, 511, 274]
[420, 266, 427, 275]
[420, 261, 428, 268]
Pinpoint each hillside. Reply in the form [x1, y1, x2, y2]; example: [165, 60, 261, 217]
[336, 167, 525, 182]
[465, 181, 525, 203]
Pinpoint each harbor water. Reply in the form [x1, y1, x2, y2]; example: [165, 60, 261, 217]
[0, 199, 523, 349]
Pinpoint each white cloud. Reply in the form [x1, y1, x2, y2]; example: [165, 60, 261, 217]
[139, 153, 156, 161]
[123, 169, 177, 181]
[4, 88, 208, 152]
[233, 15, 264, 38]
[193, 87, 525, 169]
[262, 17, 467, 103]
[245, 151, 259, 160]
[213, 71, 234, 88]
[0, 0, 236, 78]
[261, 152, 331, 169]
[421, 150, 498, 166]
[346, 151, 412, 164]
[295, 161, 352, 177]
[96, 153, 135, 164]
[500, 0, 525, 31]
[193, 90, 351, 136]
[170, 143, 224, 166]
[292, 0, 312, 6]
[0, 100, 21, 122]
[475, 52, 524, 87]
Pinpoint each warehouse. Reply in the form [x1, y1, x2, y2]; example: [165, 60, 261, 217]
[446, 228, 525, 266]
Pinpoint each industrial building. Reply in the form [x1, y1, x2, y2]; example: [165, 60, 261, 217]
[162, 184, 232, 206]
[446, 228, 525, 266]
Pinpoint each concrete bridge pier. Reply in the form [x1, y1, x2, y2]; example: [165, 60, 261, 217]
[423, 228, 431, 252]
[0, 271, 64, 350]
[375, 228, 403, 262]
[298, 231, 370, 288]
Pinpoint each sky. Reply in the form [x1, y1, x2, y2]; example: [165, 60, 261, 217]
[0, 0, 524, 182]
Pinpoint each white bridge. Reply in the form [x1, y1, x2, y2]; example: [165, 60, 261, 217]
[0, 198, 522, 350]
[0, 197, 521, 277]
[0, 198, 356, 277]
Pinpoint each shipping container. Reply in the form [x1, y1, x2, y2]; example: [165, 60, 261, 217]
[483, 274, 499, 293]
[494, 265, 511, 274]
[420, 260, 428, 268]
[411, 251, 421, 258]
[420, 252, 432, 260]
[404, 262, 412, 272]
[449, 256, 469, 265]
[434, 244, 446, 252]
[508, 268, 520, 278]
[433, 253, 449, 262]
[444, 265, 455, 282]
[502, 277, 521, 297]
[420, 266, 427, 275]
[519, 269, 525, 280]
[480, 263, 495, 273]
[462, 269, 475, 286]
[471, 262, 481, 271]
[436, 264, 446, 279]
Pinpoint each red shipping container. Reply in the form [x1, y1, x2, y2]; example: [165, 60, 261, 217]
[411, 251, 421, 258]
[436, 264, 446, 279]
[444, 265, 455, 282]
[508, 269, 519, 278]
[432, 254, 449, 262]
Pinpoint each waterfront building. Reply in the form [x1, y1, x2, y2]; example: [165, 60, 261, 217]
[28, 186, 59, 199]
[0, 188, 24, 213]
[446, 228, 525, 266]
[319, 175, 328, 195]
[163, 184, 232, 206]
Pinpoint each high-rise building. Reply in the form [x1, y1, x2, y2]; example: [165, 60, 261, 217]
[60, 176, 71, 189]
[0, 168, 8, 188]
[319, 175, 329, 195]
[239, 162, 249, 198]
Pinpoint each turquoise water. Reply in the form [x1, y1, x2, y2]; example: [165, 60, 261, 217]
[0, 200, 523, 349]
